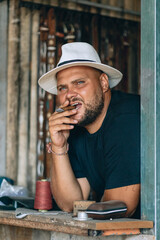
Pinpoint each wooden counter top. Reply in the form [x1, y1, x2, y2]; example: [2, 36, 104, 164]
[0, 209, 153, 236]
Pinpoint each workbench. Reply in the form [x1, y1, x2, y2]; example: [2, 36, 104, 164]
[0, 209, 154, 240]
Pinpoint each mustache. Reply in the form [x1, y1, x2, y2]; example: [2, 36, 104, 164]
[69, 98, 84, 104]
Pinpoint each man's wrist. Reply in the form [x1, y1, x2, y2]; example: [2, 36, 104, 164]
[46, 143, 69, 156]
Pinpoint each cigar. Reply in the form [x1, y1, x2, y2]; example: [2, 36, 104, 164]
[56, 105, 76, 113]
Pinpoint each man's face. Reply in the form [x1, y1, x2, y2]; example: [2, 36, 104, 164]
[56, 66, 105, 126]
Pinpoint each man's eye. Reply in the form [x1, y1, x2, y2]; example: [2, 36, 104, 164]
[77, 81, 85, 85]
[58, 87, 67, 92]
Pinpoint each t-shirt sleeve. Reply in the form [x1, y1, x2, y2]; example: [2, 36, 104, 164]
[104, 113, 140, 190]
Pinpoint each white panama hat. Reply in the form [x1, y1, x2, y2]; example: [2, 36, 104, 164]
[38, 42, 123, 95]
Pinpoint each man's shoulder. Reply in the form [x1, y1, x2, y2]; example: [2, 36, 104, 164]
[110, 90, 140, 115]
[101, 91, 140, 147]
[103, 90, 140, 133]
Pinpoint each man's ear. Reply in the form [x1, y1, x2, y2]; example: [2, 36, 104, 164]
[99, 73, 110, 93]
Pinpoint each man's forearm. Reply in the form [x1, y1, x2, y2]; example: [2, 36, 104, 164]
[50, 153, 83, 212]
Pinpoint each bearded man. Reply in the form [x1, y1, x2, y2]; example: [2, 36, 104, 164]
[38, 42, 140, 218]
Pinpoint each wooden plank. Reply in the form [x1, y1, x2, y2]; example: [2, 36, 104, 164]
[0, 211, 153, 232]
[141, 0, 160, 238]
[0, 216, 88, 236]
[102, 228, 140, 236]
[17, 7, 31, 187]
[6, 0, 20, 181]
[0, 0, 8, 176]
[95, 219, 153, 230]
[28, 9, 40, 194]
[0, 218, 88, 236]
[50, 216, 153, 230]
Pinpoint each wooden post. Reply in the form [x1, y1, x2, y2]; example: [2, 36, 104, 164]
[6, 0, 20, 181]
[28, 9, 40, 194]
[0, 0, 8, 176]
[17, 7, 31, 187]
[141, 0, 160, 238]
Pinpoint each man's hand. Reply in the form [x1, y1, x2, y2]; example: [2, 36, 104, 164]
[48, 100, 78, 152]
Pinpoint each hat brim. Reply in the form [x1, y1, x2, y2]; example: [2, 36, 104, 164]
[38, 61, 123, 95]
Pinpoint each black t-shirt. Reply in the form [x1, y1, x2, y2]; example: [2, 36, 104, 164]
[68, 90, 140, 217]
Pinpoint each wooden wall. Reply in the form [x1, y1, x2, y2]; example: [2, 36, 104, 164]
[6, 0, 20, 186]
[0, 0, 140, 195]
[3, 0, 40, 194]
[22, 0, 140, 22]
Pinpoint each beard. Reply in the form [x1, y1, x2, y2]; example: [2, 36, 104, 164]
[78, 90, 104, 127]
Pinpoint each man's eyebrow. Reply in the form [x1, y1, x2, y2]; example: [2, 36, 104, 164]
[57, 84, 67, 89]
[57, 78, 87, 88]
[71, 77, 87, 83]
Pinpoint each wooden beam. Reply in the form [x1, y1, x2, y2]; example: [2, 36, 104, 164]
[141, 0, 160, 238]
[0, 211, 153, 234]
[28, 9, 40, 194]
[6, 0, 20, 182]
[21, 0, 140, 22]
[0, 0, 8, 176]
[17, 7, 31, 187]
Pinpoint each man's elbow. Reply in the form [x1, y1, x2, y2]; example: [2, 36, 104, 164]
[55, 198, 74, 213]
[60, 204, 73, 213]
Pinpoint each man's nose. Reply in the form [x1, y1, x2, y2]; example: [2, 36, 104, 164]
[66, 87, 77, 99]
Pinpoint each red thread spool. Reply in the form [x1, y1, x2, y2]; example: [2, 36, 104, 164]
[34, 180, 52, 211]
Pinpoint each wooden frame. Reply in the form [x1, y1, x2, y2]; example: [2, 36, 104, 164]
[141, 0, 160, 238]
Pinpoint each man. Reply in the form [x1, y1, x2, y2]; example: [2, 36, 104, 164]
[38, 42, 140, 218]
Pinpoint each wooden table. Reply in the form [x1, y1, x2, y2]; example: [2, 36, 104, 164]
[0, 209, 153, 240]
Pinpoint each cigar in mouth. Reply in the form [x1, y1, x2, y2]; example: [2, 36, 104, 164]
[56, 104, 77, 113]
